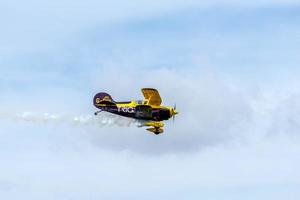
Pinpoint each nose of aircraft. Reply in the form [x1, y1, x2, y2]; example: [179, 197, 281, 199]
[173, 109, 178, 115]
[171, 108, 178, 122]
[171, 108, 178, 116]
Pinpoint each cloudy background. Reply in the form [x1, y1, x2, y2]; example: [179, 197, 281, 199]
[1, 0, 300, 199]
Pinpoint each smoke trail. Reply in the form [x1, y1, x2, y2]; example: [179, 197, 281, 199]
[0, 111, 139, 127]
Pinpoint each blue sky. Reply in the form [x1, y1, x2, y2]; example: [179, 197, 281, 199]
[1, 1, 300, 199]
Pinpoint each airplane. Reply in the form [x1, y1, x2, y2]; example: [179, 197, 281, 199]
[93, 88, 178, 134]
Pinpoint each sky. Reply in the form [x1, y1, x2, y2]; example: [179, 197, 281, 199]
[0, 0, 300, 199]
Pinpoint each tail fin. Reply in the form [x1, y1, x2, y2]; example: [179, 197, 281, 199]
[93, 92, 115, 107]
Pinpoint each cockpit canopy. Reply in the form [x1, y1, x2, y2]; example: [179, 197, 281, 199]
[136, 100, 148, 105]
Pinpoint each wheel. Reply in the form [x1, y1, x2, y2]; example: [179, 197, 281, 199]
[154, 129, 161, 135]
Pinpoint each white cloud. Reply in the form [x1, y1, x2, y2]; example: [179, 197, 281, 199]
[1, 2, 300, 198]
[1, 65, 300, 153]
[0, 121, 299, 199]
[1, 63, 300, 199]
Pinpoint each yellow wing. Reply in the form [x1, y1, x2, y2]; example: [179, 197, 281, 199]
[141, 88, 162, 106]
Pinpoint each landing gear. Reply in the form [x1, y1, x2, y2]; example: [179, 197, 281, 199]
[146, 127, 164, 135]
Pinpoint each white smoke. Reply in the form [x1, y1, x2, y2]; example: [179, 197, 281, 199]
[0, 111, 139, 127]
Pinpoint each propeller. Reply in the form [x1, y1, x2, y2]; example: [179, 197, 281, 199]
[172, 104, 178, 122]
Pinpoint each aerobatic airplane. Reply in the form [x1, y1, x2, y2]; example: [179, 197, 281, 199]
[93, 88, 178, 134]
